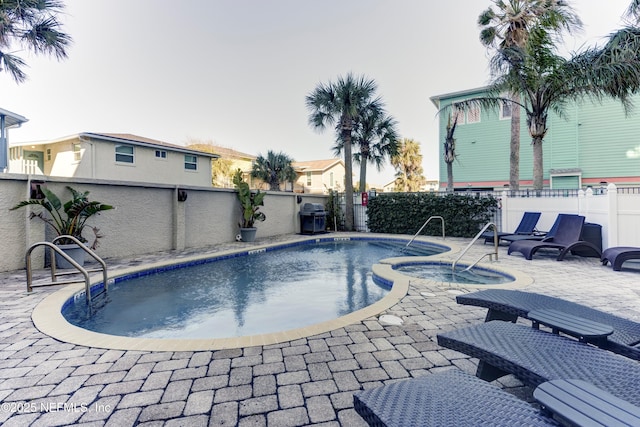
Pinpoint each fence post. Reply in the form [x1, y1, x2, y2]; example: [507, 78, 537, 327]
[500, 190, 509, 232]
[607, 183, 618, 248]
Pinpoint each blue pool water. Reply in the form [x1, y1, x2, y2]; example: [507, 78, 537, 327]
[63, 238, 446, 339]
[394, 262, 514, 284]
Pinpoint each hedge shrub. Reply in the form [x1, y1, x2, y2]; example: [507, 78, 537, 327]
[366, 192, 498, 237]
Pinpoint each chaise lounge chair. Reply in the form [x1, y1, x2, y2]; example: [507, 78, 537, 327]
[507, 215, 601, 260]
[436, 321, 640, 406]
[482, 211, 541, 244]
[601, 246, 640, 271]
[500, 213, 575, 244]
[354, 369, 561, 426]
[456, 289, 640, 360]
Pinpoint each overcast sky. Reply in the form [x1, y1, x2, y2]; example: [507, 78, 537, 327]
[2, 0, 633, 186]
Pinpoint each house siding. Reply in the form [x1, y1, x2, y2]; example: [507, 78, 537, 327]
[435, 88, 640, 188]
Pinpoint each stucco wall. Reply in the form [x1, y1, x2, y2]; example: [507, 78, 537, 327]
[0, 175, 327, 272]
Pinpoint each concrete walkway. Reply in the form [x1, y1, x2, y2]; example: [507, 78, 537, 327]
[1, 234, 639, 426]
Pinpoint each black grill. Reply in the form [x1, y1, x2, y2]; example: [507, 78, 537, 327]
[299, 203, 327, 235]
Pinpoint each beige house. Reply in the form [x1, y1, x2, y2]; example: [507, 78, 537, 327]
[292, 159, 345, 194]
[9, 133, 217, 187]
[207, 145, 257, 188]
[382, 178, 440, 193]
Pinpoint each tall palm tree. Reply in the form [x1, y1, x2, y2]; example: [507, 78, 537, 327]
[478, 0, 581, 190]
[306, 73, 381, 230]
[444, 112, 459, 192]
[334, 107, 399, 193]
[391, 138, 426, 192]
[465, 24, 640, 190]
[251, 150, 296, 191]
[0, 0, 72, 83]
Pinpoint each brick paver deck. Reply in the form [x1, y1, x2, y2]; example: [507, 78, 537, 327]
[1, 234, 639, 426]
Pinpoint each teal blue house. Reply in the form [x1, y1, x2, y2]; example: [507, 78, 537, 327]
[430, 87, 640, 190]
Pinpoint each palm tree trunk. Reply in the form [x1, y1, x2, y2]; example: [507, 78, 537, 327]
[446, 163, 454, 192]
[359, 153, 368, 193]
[509, 92, 521, 191]
[342, 123, 355, 231]
[532, 136, 544, 190]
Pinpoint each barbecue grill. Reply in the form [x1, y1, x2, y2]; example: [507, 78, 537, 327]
[299, 203, 327, 235]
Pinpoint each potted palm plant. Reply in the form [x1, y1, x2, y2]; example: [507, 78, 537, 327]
[232, 169, 265, 242]
[10, 185, 114, 268]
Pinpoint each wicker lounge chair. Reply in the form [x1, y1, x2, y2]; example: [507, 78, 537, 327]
[354, 369, 560, 426]
[437, 321, 640, 406]
[507, 215, 601, 260]
[482, 211, 541, 244]
[601, 246, 640, 271]
[456, 289, 640, 360]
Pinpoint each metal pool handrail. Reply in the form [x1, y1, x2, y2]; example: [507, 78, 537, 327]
[406, 216, 445, 248]
[452, 222, 498, 271]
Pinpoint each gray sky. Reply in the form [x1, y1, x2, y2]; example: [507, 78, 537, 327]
[2, 0, 633, 186]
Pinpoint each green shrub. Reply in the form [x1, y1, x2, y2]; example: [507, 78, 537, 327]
[367, 192, 497, 237]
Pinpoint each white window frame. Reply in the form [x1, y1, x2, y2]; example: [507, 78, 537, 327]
[466, 102, 481, 124]
[72, 143, 82, 162]
[499, 98, 512, 120]
[306, 171, 312, 186]
[184, 154, 197, 171]
[115, 145, 135, 164]
[155, 150, 167, 159]
[452, 103, 465, 125]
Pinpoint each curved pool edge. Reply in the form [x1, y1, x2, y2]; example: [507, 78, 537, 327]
[374, 254, 533, 290]
[32, 233, 454, 352]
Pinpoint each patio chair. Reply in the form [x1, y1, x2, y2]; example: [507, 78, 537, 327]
[507, 215, 601, 260]
[456, 289, 640, 360]
[601, 246, 640, 271]
[500, 213, 576, 244]
[354, 369, 560, 426]
[436, 320, 640, 406]
[482, 211, 541, 244]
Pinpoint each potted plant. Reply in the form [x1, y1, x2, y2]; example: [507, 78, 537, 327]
[232, 169, 265, 242]
[10, 185, 114, 268]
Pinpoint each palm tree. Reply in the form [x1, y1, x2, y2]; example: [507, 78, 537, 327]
[306, 73, 381, 230]
[0, 0, 72, 83]
[444, 112, 459, 192]
[334, 107, 399, 193]
[391, 138, 426, 192]
[468, 24, 640, 190]
[478, 0, 581, 190]
[251, 150, 296, 191]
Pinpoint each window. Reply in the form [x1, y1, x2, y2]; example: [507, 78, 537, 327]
[306, 171, 312, 186]
[46, 148, 51, 161]
[329, 172, 334, 187]
[452, 103, 465, 125]
[467, 103, 481, 123]
[155, 150, 167, 159]
[500, 100, 512, 120]
[115, 145, 134, 163]
[184, 155, 197, 170]
[73, 143, 82, 162]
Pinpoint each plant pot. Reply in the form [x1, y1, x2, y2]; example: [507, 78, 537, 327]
[55, 244, 86, 269]
[239, 228, 257, 243]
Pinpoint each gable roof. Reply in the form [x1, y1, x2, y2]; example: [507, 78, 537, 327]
[293, 158, 343, 172]
[208, 145, 256, 160]
[11, 132, 218, 158]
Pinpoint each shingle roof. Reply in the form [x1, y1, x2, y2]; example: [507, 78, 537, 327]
[80, 133, 218, 158]
[292, 158, 343, 172]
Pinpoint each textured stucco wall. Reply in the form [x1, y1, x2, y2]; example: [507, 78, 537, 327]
[0, 175, 327, 272]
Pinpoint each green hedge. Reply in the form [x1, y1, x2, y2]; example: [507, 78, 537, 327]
[367, 192, 498, 237]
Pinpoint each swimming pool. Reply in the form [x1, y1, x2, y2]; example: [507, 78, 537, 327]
[61, 237, 448, 341]
[394, 262, 514, 285]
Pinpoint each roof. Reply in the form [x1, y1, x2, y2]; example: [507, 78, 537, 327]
[0, 107, 28, 129]
[12, 132, 219, 158]
[208, 145, 256, 160]
[293, 158, 344, 172]
[429, 86, 489, 108]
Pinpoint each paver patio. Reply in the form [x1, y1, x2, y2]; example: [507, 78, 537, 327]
[1, 233, 639, 426]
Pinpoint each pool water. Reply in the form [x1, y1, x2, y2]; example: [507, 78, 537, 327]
[62, 239, 445, 339]
[395, 262, 514, 285]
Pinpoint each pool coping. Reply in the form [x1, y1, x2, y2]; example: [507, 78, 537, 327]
[31, 234, 529, 352]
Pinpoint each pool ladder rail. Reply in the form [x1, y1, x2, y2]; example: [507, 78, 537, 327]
[406, 215, 446, 248]
[452, 222, 499, 272]
[25, 235, 109, 304]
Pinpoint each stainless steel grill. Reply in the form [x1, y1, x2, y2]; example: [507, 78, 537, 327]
[299, 203, 327, 235]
